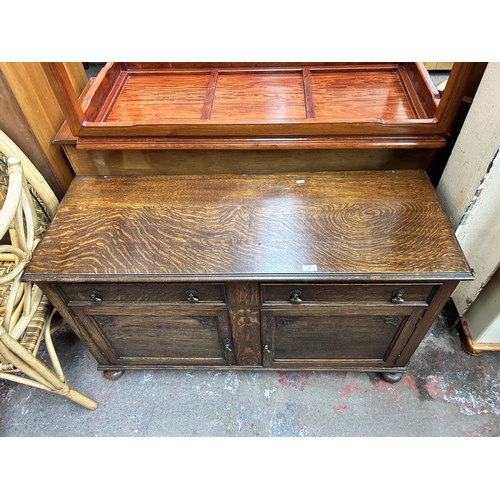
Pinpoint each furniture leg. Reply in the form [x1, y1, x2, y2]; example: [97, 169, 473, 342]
[381, 372, 404, 383]
[103, 370, 125, 380]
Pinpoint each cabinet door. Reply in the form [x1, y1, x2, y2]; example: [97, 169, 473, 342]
[261, 306, 425, 369]
[72, 305, 235, 367]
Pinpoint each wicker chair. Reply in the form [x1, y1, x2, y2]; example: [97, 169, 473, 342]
[0, 130, 97, 410]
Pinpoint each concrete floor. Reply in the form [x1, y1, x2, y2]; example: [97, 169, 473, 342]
[2, 307, 500, 437]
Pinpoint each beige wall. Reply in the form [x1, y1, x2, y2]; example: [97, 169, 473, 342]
[437, 62, 500, 315]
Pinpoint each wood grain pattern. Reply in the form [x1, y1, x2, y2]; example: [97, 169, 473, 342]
[25, 170, 471, 283]
[261, 283, 437, 304]
[261, 305, 426, 368]
[106, 72, 213, 122]
[271, 310, 408, 359]
[228, 308, 261, 365]
[225, 282, 260, 306]
[83, 64, 435, 128]
[310, 69, 416, 121]
[58, 282, 226, 304]
[395, 280, 459, 366]
[211, 71, 306, 122]
[0, 63, 87, 198]
[80, 307, 233, 364]
[36, 283, 112, 365]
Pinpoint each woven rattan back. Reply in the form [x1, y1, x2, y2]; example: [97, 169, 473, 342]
[0, 129, 58, 221]
[0, 157, 45, 340]
[0, 131, 97, 410]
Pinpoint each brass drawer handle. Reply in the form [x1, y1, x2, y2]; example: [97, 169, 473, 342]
[88, 289, 103, 303]
[391, 290, 405, 304]
[185, 289, 199, 303]
[289, 289, 302, 304]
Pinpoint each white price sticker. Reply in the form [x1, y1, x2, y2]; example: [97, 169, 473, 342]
[302, 265, 318, 272]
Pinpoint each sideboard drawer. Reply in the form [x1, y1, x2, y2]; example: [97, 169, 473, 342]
[261, 283, 438, 305]
[58, 283, 226, 305]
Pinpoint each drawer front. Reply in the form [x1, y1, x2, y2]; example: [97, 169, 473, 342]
[261, 283, 438, 305]
[58, 283, 226, 304]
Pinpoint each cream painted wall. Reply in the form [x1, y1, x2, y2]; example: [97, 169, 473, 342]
[436, 62, 500, 316]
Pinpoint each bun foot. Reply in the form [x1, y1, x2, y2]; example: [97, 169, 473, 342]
[381, 372, 403, 383]
[103, 370, 125, 380]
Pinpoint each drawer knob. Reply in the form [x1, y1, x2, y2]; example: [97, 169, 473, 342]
[289, 289, 302, 304]
[185, 289, 199, 303]
[88, 289, 103, 303]
[391, 290, 405, 304]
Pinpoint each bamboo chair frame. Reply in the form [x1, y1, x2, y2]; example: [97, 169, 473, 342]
[0, 130, 97, 410]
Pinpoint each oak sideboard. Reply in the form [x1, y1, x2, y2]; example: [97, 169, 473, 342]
[23, 62, 474, 383]
[25, 170, 472, 382]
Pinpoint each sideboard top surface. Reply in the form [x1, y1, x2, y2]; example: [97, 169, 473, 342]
[25, 170, 471, 282]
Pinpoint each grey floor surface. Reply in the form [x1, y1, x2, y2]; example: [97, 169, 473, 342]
[2, 310, 500, 438]
[2, 308, 499, 497]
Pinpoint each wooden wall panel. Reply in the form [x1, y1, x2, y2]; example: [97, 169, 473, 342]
[61, 144, 437, 176]
[0, 62, 88, 199]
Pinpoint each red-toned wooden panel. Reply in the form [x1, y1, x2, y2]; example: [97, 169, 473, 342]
[42, 62, 476, 149]
[310, 69, 416, 121]
[211, 71, 306, 122]
[106, 72, 212, 122]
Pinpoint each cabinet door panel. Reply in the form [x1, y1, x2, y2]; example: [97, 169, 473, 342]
[261, 306, 424, 368]
[74, 306, 234, 366]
